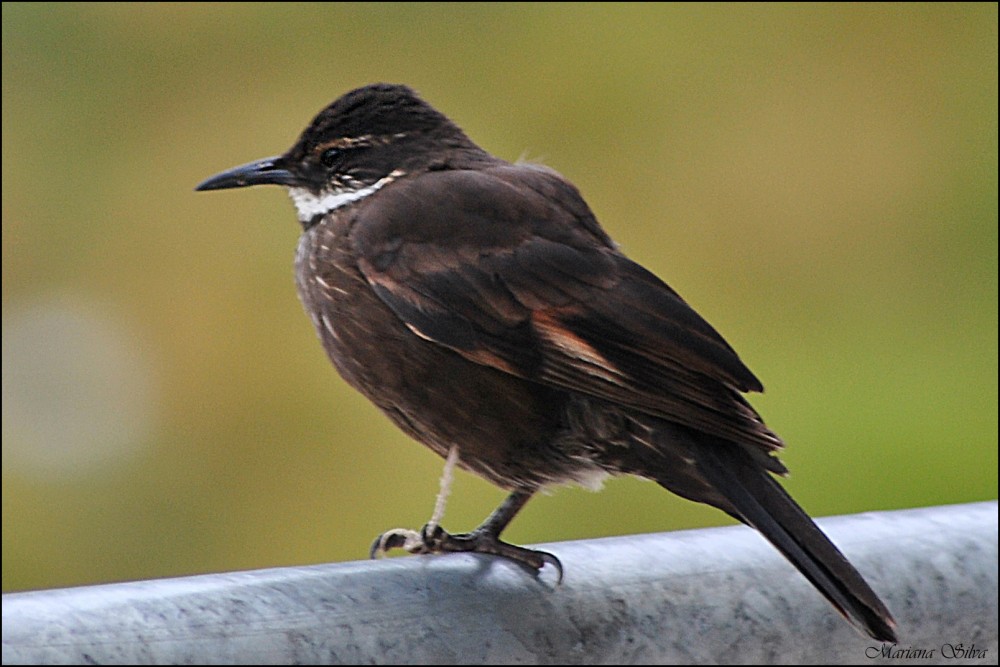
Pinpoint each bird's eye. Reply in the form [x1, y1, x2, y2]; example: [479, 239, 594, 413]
[320, 148, 341, 168]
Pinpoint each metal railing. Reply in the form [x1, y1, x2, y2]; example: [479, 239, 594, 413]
[2, 501, 996, 664]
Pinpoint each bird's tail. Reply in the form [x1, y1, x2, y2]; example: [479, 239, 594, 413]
[659, 438, 898, 642]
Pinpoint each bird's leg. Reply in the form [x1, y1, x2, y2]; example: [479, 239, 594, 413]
[371, 449, 562, 581]
[420, 489, 564, 582]
[370, 445, 460, 556]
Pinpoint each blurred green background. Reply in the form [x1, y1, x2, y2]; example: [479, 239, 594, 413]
[2, 3, 996, 593]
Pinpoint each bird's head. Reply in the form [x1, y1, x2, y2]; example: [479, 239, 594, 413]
[196, 83, 485, 226]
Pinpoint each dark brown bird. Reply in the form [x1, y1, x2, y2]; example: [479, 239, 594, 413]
[196, 83, 897, 642]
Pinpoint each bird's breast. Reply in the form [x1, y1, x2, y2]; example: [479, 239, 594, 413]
[292, 213, 589, 490]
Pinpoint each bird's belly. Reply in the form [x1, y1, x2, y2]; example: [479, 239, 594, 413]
[293, 222, 592, 490]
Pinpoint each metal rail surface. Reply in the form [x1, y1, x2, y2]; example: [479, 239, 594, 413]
[2, 502, 996, 664]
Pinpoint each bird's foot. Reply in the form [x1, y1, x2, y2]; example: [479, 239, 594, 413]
[370, 523, 563, 583]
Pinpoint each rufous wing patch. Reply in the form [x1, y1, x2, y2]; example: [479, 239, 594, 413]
[532, 310, 625, 385]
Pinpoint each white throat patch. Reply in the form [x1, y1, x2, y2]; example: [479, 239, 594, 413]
[288, 169, 404, 223]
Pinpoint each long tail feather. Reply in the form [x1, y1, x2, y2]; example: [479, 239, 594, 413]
[670, 440, 897, 642]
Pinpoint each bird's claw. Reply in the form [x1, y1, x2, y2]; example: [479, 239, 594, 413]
[370, 527, 428, 558]
[370, 522, 563, 583]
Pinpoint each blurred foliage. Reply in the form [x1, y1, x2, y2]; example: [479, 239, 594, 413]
[2, 3, 996, 592]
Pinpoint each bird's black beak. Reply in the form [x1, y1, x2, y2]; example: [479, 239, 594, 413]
[195, 156, 299, 191]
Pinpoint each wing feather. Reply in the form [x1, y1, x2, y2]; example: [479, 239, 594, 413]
[353, 165, 782, 452]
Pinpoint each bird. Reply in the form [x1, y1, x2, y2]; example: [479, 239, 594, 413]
[196, 82, 897, 642]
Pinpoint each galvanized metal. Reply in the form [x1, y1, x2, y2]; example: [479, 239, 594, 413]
[3, 502, 996, 664]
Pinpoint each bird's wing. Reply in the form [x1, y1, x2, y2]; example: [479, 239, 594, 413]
[352, 165, 782, 452]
